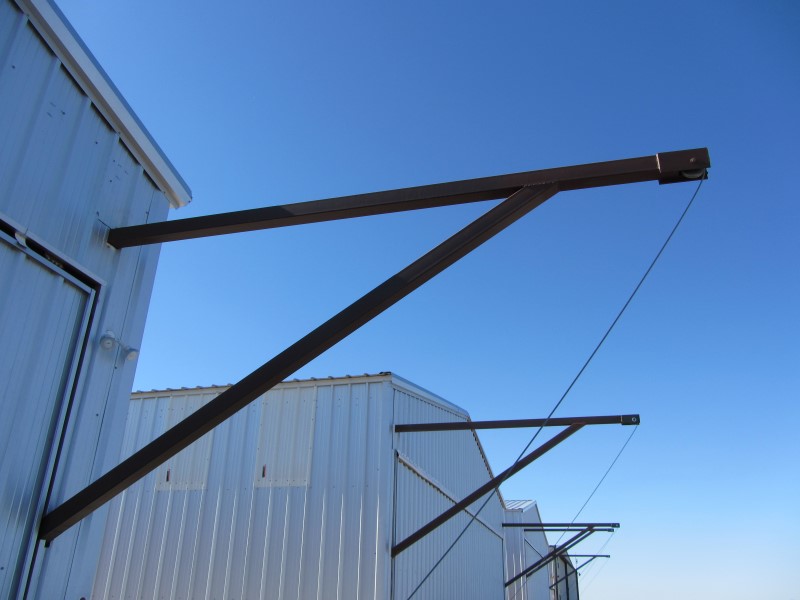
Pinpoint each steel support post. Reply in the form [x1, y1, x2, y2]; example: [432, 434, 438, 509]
[39, 184, 558, 542]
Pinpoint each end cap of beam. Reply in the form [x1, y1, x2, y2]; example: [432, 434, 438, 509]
[621, 414, 640, 425]
[657, 148, 710, 184]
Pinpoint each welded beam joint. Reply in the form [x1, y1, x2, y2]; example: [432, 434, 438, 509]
[391, 424, 584, 557]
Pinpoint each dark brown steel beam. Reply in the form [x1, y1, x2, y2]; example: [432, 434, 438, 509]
[395, 414, 639, 432]
[524, 527, 615, 533]
[107, 148, 709, 248]
[550, 556, 607, 590]
[503, 522, 621, 528]
[506, 528, 596, 588]
[39, 184, 558, 543]
[391, 424, 584, 557]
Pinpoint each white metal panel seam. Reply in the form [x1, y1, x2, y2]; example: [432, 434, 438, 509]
[395, 452, 503, 541]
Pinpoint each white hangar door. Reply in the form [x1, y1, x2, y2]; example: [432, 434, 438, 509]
[0, 230, 94, 597]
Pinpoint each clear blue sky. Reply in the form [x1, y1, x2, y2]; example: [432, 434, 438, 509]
[56, 1, 799, 598]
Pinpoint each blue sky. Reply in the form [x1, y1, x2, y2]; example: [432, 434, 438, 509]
[56, 1, 798, 598]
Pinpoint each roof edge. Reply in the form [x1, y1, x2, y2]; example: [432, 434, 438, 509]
[16, 0, 192, 208]
[389, 372, 469, 418]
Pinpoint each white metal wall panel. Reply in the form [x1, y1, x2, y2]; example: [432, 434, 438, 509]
[0, 0, 177, 596]
[155, 394, 216, 491]
[503, 502, 550, 600]
[0, 234, 91, 598]
[392, 381, 506, 599]
[504, 507, 528, 600]
[254, 386, 316, 487]
[93, 377, 395, 600]
[392, 461, 504, 600]
[393, 385, 504, 524]
[552, 554, 578, 600]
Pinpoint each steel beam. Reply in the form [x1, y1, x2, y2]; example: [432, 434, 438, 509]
[503, 522, 620, 529]
[525, 527, 615, 533]
[391, 424, 584, 557]
[39, 184, 558, 542]
[395, 414, 639, 432]
[107, 148, 709, 248]
[505, 528, 595, 588]
[550, 556, 608, 590]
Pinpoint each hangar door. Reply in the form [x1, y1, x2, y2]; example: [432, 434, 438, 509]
[0, 230, 94, 597]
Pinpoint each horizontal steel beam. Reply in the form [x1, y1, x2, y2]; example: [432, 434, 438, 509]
[391, 424, 584, 557]
[107, 148, 709, 247]
[524, 527, 615, 533]
[395, 414, 639, 432]
[503, 522, 620, 528]
[39, 184, 558, 542]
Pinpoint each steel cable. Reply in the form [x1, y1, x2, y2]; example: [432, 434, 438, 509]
[405, 177, 704, 599]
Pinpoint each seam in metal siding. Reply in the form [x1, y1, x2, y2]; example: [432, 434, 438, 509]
[93, 379, 394, 600]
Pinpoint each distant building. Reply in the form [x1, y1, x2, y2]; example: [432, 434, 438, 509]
[94, 374, 514, 598]
[503, 500, 553, 599]
[0, 0, 190, 597]
[551, 549, 580, 600]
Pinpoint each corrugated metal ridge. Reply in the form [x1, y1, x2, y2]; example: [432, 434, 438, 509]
[13, 0, 192, 208]
[396, 451, 503, 541]
[504, 499, 535, 512]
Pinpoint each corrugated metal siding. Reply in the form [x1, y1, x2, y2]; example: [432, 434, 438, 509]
[552, 554, 578, 600]
[503, 503, 551, 600]
[0, 0, 174, 596]
[93, 375, 516, 599]
[93, 378, 395, 600]
[0, 233, 91, 598]
[503, 508, 528, 600]
[392, 382, 506, 599]
[393, 462, 504, 600]
[0, 0, 162, 272]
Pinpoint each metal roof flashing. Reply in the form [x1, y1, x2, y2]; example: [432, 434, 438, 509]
[389, 372, 470, 418]
[16, 0, 192, 208]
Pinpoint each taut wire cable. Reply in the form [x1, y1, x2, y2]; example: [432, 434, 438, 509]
[406, 177, 705, 599]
